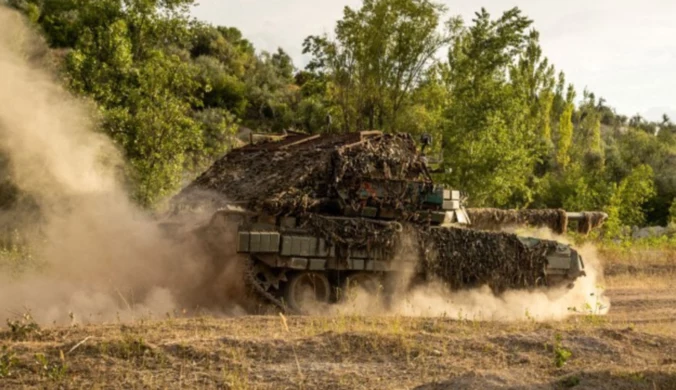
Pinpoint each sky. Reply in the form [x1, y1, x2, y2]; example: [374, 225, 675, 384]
[190, 0, 676, 121]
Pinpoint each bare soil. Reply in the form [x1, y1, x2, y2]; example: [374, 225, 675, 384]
[1, 262, 675, 389]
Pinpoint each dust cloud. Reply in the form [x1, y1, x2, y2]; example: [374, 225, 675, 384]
[0, 8, 245, 326]
[330, 228, 611, 322]
[0, 7, 611, 327]
[391, 244, 609, 321]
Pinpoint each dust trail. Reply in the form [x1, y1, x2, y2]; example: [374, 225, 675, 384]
[390, 243, 609, 321]
[0, 8, 611, 325]
[330, 227, 610, 321]
[0, 8, 244, 326]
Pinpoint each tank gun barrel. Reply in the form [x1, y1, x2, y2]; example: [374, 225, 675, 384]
[465, 208, 608, 236]
[565, 211, 608, 221]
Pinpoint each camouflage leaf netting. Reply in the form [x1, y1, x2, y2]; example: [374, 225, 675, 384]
[415, 227, 556, 293]
[331, 133, 433, 214]
[466, 208, 607, 235]
[466, 208, 569, 235]
[297, 214, 558, 293]
[299, 214, 558, 294]
[172, 132, 430, 216]
[173, 131, 591, 293]
[301, 214, 402, 250]
[576, 212, 608, 235]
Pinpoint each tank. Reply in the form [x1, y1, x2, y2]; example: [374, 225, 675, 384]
[171, 131, 607, 314]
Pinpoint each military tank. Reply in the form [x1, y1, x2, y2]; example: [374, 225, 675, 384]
[171, 130, 607, 314]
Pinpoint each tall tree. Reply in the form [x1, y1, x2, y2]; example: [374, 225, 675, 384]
[441, 8, 556, 207]
[557, 100, 574, 170]
[10, 0, 223, 206]
[243, 48, 300, 132]
[303, 0, 450, 132]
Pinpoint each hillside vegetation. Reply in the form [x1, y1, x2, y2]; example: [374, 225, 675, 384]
[1, 3, 676, 389]
[1, 0, 675, 237]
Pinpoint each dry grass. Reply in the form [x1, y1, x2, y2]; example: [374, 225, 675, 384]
[0, 301, 675, 389]
[599, 245, 676, 279]
[0, 247, 674, 389]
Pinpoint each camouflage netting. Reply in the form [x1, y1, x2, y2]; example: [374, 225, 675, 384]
[299, 214, 557, 293]
[173, 131, 596, 293]
[576, 212, 608, 235]
[296, 214, 557, 293]
[171, 132, 431, 216]
[301, 214, 402, 250]
[466, 208, 607, 235]
[466, 208, 569, 235]
[415, 227, 556, 293]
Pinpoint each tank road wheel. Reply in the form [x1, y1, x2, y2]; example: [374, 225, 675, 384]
[283, 272, 331, 314]
[336, 272, 384, 306]
[344, 272, 382, 297]
[244, 257, 288, 314]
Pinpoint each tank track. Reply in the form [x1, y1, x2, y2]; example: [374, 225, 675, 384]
[243, 256, 295, 314]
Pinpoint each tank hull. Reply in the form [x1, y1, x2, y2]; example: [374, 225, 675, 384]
[203, 208, 586, 313]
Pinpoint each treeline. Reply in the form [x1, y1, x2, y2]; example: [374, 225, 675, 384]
[4, 0, 676, 235]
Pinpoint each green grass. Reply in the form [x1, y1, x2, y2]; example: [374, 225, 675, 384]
[551, 333, 572, 368]
[0, 346, 18, 379]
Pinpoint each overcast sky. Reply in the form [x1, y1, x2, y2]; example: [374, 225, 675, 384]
[190, 0, 676, 121]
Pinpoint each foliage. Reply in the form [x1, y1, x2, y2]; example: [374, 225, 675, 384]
[6, 0, 276, 206]
[0, 346, 18, 379]
[552, 333, 572, 368]
[601, 165, 656, 239]
[440, 8, 556, 207]
[35, 351, 68, 382]
[614, 165, 656, 226]
[556, 102, 574, 170]
[243, 48, 299, 132]
[302, 0, 450, 132]
[6, 312, 41, 341]
[4, 0, 676, 229]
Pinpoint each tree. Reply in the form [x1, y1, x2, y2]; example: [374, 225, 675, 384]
[11, 0, 225, 207]
[612, 164, 656, 227]
[243, 49, 300, 132]
[303, 0, 451, 132]
[190, 24, 254, 77]
[613, 128, 676, 226]
[574, 89, 605, 171]
[662, 113, 671, 126]
[441, 8, 557, 207]
[393, 65, 448, 149]
[556, 99, 574, 170]
[669, 197, 676, 225]
[602, 164, 656, 239]
[7, 0, 675, 227]
[193, 55, 248, 116]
